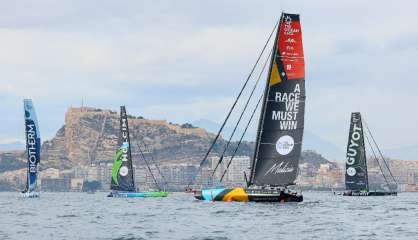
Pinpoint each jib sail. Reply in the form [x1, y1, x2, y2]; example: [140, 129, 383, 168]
[110, 106, 135, 191]
[345, 112, 369, 191]
[250, 13, 305, 186]
[23, 99, 41, 193]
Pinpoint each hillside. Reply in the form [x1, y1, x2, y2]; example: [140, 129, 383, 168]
[300, 150, 339, 169]
[0, 151, 26, 173]
[0, 107, 337, 177]
[1, 107, 254, 171]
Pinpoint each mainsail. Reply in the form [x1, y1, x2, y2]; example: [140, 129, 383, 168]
[250, 13, 305, 186]
[345, 112, 369, 191]
[110, 106, 135, 192]
[23, 99, 41, 193]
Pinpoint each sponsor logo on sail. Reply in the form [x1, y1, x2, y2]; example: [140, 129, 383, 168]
[265, 161, 294, 176]
[26, 123, 38, 173]
[346, 117, 362, 168]
[346, 167, 356, 176]
[119, 166, 129, 176]
[285, 38, 296, 43]
[346, 114, 364, 180]
[121, 144, 129, 162]
[283, 15, 300, 36]
[275, 135, 294, 155]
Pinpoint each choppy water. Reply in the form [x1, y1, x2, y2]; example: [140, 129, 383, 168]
[0, 191, 417, 240]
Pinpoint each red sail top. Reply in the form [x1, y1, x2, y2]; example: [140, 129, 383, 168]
[277, 14, 305, 80]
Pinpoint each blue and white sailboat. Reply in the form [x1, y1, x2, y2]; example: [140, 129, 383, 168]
[21, 99, 41, 198]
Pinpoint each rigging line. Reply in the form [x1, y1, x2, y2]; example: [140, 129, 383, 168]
[136, 142, 162, 191]
[220, 94, 264, 183]
[139, 140, 169, 189]
[362, 119, 398, 185]
[250, 13, 284, 185]
[211, 46, 273, 177]
[364, 133, 392, 190]
[187, 20, 279, 187]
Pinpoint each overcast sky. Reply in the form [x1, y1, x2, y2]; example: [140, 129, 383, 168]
[0, 0, 417, 150]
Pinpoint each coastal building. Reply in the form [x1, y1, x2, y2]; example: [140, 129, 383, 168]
[41, 178, 70, 192]
[209, 156, 250, 186]
[313, 163, 344, 189]
[224, 156, 250, 185]
[40, 168, 60, 179]
[70, 178, 84, 191]
[160, 163, 199, 186]
[134, 166, 148, 187]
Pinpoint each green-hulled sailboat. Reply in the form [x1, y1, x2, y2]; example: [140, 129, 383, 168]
[107, 106, 168, 198]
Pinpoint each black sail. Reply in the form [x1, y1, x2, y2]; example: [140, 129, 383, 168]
[345, 112, 369, 191]
[110, 106, 136, 191]
[251, 13, 306, 186]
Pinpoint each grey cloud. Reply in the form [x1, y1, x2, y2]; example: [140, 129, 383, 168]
[0, 0, 417, 151]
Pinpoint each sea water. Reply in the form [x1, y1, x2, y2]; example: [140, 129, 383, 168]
[0, 191, 417, 240]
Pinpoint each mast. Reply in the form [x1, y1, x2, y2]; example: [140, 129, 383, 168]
[345, 112, 369, 191]
[23, 99, 41, 193]
[110, 106, 135, 191]
[250, 13, 306, 187]
[250, 14, 282, 185]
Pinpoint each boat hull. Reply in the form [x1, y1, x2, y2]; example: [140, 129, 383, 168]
[194, 187, 303, 203]
[107, 191, 168, 198]
[21, 191, 40, 198]
[343, 191, 397, 196]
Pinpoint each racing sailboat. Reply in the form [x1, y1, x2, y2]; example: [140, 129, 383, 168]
[107, 106, 168, 198]
[194, 12, 305, 202]
[21, 99, 41, 198]
[343, 112, 397, 196]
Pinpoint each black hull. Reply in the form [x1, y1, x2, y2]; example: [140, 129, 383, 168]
[343, 191, 397, 196]
[194, 187, 303, 203]
[247, 192, 303, 202]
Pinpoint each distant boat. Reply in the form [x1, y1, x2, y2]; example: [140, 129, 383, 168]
[107, 106, 168, 198]
[21, 99, 41, 198]
[343, 112, 397, 196]
[194, 12, 305, 202]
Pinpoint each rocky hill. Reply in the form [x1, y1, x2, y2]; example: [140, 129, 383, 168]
[4, 107, 253, 171]
[0, 106, 337, 174]
[300, 150, 339, 169]
[0, 151, 26, 173]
